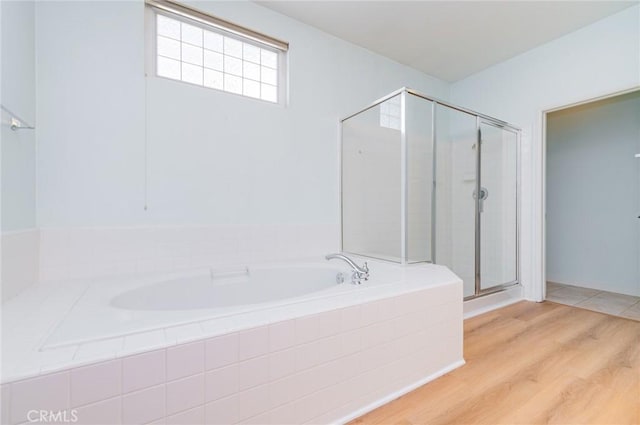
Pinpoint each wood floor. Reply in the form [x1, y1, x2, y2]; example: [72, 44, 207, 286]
[350, 301, 640, 425]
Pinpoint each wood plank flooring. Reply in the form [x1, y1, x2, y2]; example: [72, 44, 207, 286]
[350, 301, 640, 425]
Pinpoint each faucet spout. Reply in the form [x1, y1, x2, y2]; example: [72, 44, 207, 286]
[325, 253, 369, 284]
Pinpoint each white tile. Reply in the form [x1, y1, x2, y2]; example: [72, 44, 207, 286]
[303, 385, 347, 424]
[166, 374, 205, 416]
[620, 301, 640, 321]
[549, 283, 600, 298]
[268, 402, 299, 425]
[238, 356, 269, 391]
[38, 345, 79, 373]
[292, 390, 326, 424]
[268, 348, 297, 381]
[294, 315, 320, 345]
[40, 267, 68, 282]
[268, 320, 296, 352]
[122, 350, 166, 394]
[268, 374, 299, 408]
[238, 410, 271, 425]
[575, 291, 640, 315]
[75, 338, 123, 363]
[359, 341, 396, 374]
[238, 327, 269, 361]
[166, 406, 205, 425]
[546, 290, 593, 306]
[71, 359, 122, 407]
[11, 371, 70, 424]
[236, 384, 271, 422]
[234, 311, 271, 331]
[295, 359, 345, 397]
[205, 334, 238, 370]
[1, 384, 10, 425]
[74, 397, 121, 425]
[295, 335, 342, 372]
[122, 330, 166, 354]
[122, 384, 165, 425]
[361, 320, 395, 349]
[204, 395, 238, 425]
[360, 299, 391, 326]
[340, 329, 362, 357]
[165, 323, 204, 345]
[167, 341, 204, 381]
[200, 317, 237, 337]
[315, 310, 343, 339]
[205, 365, 238, 402]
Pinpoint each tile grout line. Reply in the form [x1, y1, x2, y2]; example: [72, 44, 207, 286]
[548, 283, 640, 321]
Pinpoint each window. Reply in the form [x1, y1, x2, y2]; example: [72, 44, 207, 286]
[380, 96, 401, 130]
[147, 0, 287, 104]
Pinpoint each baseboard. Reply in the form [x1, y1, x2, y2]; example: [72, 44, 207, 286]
[334, 359, 466, 425]
[463, 285, 523, 319]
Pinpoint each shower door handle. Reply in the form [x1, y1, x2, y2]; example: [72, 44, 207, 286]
[473, 187, 489, 213]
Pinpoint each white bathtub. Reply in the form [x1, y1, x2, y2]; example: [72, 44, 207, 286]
[111, 265, 356, 310]
[43, 260, 398, 349]
[2, 258, 464, 425]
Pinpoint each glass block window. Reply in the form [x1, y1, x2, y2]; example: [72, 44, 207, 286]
[155, 13, 281, 103]
[380, 96, 401, 130]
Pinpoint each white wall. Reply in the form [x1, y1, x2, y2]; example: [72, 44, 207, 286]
[1, 0, 39, 301]
[1, 0, 36, 231]
[36, 1, 146, 228]
[546, 92, 640, 296]
[36, 0, 449, 229]
[34, 0, 449, 279]
[451, 5, 640, 300]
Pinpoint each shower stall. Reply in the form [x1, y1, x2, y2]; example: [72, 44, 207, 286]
[341, 88, 520, 299]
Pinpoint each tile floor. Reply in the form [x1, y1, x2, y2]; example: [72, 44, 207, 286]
[546, 281, 640, 321]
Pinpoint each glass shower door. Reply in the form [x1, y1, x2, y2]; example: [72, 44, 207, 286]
[478, 121, 518, 291]
[434, 105, 478, 298]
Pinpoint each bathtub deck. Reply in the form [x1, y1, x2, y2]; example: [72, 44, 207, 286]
[1, 262, 464, 425]
[350, 301, 640, 425]
[1, 260, 461, 384]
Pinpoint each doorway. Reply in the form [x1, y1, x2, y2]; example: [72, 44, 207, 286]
[544, 90, 640, 319]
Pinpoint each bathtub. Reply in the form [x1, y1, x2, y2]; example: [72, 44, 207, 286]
[1, 257, 464, 425]
[43, 261, 400, 349]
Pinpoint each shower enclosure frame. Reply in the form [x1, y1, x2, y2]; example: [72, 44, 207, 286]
[339, 87, 521, 300]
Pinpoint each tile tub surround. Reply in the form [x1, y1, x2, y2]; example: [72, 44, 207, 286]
[38, 224, 339, 282]
[1, 229, 40, 302]
[1, 272, 463, 425]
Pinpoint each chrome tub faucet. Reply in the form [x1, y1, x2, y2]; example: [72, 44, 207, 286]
[325, 253, 369, 284]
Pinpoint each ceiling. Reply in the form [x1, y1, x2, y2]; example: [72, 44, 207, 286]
[257, 1, 638, 82]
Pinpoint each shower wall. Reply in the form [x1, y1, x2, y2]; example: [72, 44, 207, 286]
[341, 93, 434, 263]
[341, 97, 402, 261]
[434, 107, 477, 297]
[341, 89, 519, 299]
[405, 95, 434, 263]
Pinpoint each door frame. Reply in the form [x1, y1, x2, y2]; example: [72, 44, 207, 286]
[541, 86, 640, 300]
[472, 119, 521, 298]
